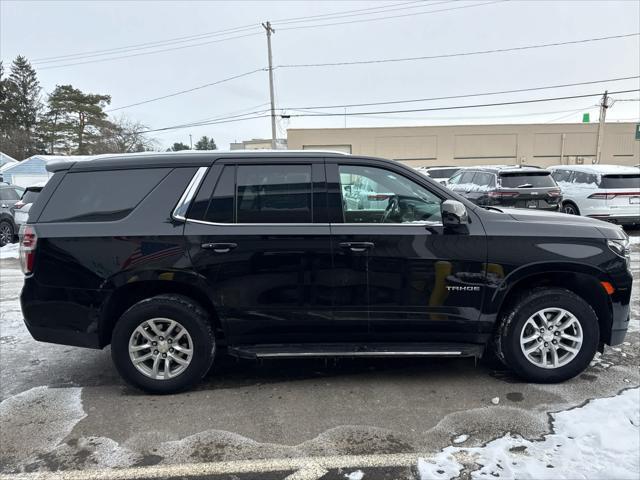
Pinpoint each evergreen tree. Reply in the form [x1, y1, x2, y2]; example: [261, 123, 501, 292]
[40, 85, 113, 155]
[167, 142, 190, 151]
[0, 56, 43, 159]
[194, 135, 217, 150]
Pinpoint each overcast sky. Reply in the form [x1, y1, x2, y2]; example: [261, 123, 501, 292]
[1, 0, 639, 150]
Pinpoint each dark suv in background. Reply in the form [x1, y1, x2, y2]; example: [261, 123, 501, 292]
[19, 152, 632, 393]
[447, 166, 562, 211]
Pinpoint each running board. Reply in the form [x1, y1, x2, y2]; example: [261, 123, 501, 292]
[228, 343, 484, 360]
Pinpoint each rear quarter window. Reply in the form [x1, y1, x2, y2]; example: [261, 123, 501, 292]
[39, 168, 170, 222]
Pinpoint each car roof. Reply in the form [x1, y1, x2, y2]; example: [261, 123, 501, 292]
[547, 164, 639, 175]
[45, 150, 363, 173]
[464, 165, 547, 174]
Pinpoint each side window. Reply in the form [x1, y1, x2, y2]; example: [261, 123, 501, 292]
[551, 169, 571, 183]
[447, 171, 463, 185]
[39, 168, 170, 222]
[457, 171, 476, 191]
[0, 188, 20, 202]
[338, 165, 442, 224]
[573, 172, 597, 185]
[236, 165, 312, 223]
[474, 172, 495, 190]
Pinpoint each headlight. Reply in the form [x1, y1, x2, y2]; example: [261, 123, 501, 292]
[608, 239, 631, 268]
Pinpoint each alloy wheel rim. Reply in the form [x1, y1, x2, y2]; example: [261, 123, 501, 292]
[0, 224, 11, 244]
[128, 318, 194, 380]
[519, 307, 583, 369]
[563, 205, 576, 214]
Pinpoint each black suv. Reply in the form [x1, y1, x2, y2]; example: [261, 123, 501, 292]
[447, 166, 562, 211]
[19, 152, 632, 393]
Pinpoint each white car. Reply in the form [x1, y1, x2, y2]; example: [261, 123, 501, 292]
[12, 183, 45, 229]
[416, 166, 461, 186]
[548, 165, 640, 226]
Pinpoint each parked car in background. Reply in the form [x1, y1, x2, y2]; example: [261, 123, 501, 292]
[446, 166, 561, 211]
[13, 183, 45, 230]
[0, 182, 24, 246]
[549, 165, 640, 226]
[416, 166, 461, 185]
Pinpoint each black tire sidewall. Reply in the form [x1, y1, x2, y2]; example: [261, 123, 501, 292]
[111, 296, 214, 394]
[500, 289, 599, 383]
[562, 202, 580, 215]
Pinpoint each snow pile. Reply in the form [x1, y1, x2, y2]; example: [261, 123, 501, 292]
[629, 235, 640, 246]
[419, 388, 640, 479]
[0, 242, 19, 259]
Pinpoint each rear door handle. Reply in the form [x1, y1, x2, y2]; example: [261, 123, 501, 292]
[201, 242, 237, 253]
[339, 242, 374, 253]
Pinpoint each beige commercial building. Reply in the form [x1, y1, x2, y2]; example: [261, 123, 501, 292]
[287, 122, 640, 168]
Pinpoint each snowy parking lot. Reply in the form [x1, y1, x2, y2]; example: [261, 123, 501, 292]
[0, 233, 639, 480]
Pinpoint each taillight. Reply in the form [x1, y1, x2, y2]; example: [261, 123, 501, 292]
[367, 194, 392, 200]
[548, 189, 562, 197]
[588, 191, 640, 200]
[19, 225, 37, 275]
[13, 200, 25, 209]
[488, 191, 518, 198]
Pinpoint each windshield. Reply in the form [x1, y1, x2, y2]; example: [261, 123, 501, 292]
[428, 168, 459, 178]
[599, 174, 640, 189]
[499, 172, 556, 188]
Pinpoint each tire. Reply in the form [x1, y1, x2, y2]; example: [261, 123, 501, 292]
[0, 220, 13, 247]
[561, 202, 580, 216]
[111, 294, 215, 394]
[495, 288, 599, 383]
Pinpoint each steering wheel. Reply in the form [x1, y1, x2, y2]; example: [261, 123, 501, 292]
[381, 196, 399, 223]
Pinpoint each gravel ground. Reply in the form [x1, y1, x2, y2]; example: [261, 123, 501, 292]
[0, 230, 638, 479]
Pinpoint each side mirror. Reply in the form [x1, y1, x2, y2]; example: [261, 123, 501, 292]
[441, 200, 469, 227]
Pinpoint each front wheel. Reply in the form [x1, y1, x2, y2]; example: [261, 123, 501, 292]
[496, 288, 599, 383]
[111, 295, 215, 394]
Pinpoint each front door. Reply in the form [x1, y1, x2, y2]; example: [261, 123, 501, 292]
[328, 161, 488, 343]
[185, 159, 349, 345]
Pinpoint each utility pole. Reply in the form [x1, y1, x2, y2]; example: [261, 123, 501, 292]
[595, 91, 611, 164]
[262, 21, 277, 149]
[189, 134, 193, 149]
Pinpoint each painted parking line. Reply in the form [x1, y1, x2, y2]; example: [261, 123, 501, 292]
[1, 452, 426, 480]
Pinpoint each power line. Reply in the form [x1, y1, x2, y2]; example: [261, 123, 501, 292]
[282, 76, 639, 110]
[277, 32, 640, 69]
[106, 68, 267, 112]
[28, 1, 431, 67]
[277, 0, 505, 31]
[145, 112, 271, 133]
[36, 32, 263, 70]
[283, 89, 640, 117]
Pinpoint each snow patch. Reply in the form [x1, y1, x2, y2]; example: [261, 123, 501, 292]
[345, 470, 364, 480]
[0, 386, 86, 462]
[0, 242, 19, 259]
[453, 434, 469, 444]
[419, 388, 640, 479]
[629, 236, 640, 246]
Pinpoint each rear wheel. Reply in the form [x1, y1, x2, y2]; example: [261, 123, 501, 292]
[111, 294, 215, 394]
[0, 220, 13, 247]
[562, 202, 580, 215]
[496, 288, 598, 383]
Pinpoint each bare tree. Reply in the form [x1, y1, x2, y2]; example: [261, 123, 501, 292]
[97, 115, 157, 153]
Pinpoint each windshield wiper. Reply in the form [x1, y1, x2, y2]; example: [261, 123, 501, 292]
[516, 183, 533, 188]
[483, 206, 504, 212]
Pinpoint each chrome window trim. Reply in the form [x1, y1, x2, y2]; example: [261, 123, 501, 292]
[176, 166, 444, 227]
[183, 218, 442, 228]
[172, 166, 208, 221]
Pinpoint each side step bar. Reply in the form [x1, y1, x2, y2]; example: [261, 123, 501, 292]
[228, 343, 484, 360]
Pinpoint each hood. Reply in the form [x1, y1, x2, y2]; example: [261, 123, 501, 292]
[500, 208, 626, 239]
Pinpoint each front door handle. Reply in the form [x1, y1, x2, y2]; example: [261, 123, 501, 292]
[201, 242, 237, 253]
[339, 242, 374, 253]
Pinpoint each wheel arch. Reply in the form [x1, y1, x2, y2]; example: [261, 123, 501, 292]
[99, 279, 224, 347]
[490, 265, 613, 347]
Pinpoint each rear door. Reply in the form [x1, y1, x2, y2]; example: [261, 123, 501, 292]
[327, 160, 487, 343]
[184, 158, 357, 345]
